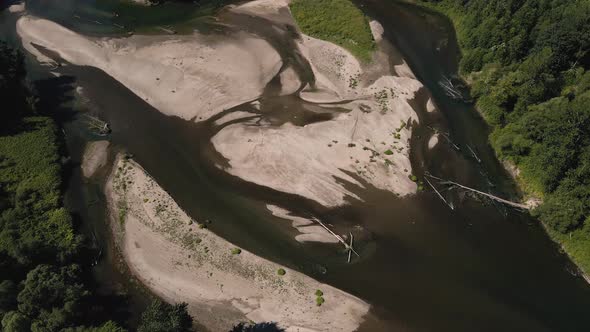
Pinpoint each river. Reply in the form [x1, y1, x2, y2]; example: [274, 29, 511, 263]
[2, 1, 590, 331]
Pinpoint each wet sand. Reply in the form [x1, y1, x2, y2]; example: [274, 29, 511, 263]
[81, 140, 110, 178]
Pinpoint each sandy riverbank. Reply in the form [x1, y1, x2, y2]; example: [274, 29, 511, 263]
[106, 155, 370, 331]
[16, 0, 423, 208]
[17, 16, 282, 121]
[211, 0, 422, 207]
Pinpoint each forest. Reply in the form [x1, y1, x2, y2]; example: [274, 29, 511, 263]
[419, 0, 590, 272]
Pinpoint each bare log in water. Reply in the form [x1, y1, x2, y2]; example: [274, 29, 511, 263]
[157, 26, 177, 34]
[85, 115, 111, 136]
[426, 174, 529, 210]
[441, 132, 460, 151]
[467, 145, 481, 163]
[438, 76, 463, 99]
[311, 217, 360, 259]
[425, 177, 454, 210]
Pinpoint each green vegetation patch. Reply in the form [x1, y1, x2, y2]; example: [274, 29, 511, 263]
[419, 0, 590, 272]
[231, 248, 242, 255]
[316, 296, 325, 306]
[289, 0, 376, 61]
[0, 117, 79, 263]
[547, 224, 590, 276]
[277, 268, 286, 276]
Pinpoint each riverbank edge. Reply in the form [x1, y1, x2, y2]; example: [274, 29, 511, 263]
[104, 153, 371, 331]
[407, 0, 590, 283]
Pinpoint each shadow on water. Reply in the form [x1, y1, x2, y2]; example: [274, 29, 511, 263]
[5, 1, 590, 331]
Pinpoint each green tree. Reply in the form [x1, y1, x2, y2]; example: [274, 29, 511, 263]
[0, 41, 34, 132]
[1, 311, 31, 332]
[62, 321, 128, 332]
[17, 264, 89, 331]
[138, 300, 193, 332]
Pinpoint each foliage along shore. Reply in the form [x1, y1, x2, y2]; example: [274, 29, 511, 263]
[289, 0, 376, 62]
[417, 0, 590, 275]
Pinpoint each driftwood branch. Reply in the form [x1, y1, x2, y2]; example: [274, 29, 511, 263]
[425, 177, 454, 210]
[311, 217, 360, 259]
[426, 174, 529, 210]
[467, 145, 481, 163]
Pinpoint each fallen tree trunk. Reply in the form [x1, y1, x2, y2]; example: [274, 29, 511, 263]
[426, 174, 529, 210]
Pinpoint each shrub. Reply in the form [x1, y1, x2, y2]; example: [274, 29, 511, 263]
[277, 268, 286, 276]
[316, 296, 325, 306]
[315, 289, 323, 297]
[231, 248, 242, 255]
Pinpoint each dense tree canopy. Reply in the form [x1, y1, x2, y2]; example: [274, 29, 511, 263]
[0, 40, 125, 331]
[137, 300, 193, 332]
[421, 0, 590, 271]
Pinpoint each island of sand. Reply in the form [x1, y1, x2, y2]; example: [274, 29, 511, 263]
[16, 0, 434, 209]
[107, 155, 369, 331]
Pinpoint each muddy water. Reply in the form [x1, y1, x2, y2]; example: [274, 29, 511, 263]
[3, 1, 590, 332]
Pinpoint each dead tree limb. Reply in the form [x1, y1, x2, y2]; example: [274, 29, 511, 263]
[311, 217, 360, 258]
[425, 177, 454, 210]
[426, 174, 529, 210]
[467, 145, 481, 163]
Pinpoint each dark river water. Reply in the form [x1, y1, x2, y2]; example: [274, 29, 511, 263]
[3, 1, 590, 331]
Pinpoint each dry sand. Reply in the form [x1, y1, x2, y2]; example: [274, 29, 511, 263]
[428, 134, 439, 150]
[279, 65, 302, 96]
[426, 97, 437, 112]
[81, 140, 110, 178]
[17, 16, 282, 121]
[8, 2, 25, 13]
[17, 0, 423, 208]
[369, 20, 385, 43]
[107, 156, 369, 332]
[212, 0, 422, 207]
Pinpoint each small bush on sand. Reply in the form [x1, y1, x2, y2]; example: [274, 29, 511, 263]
[316, 296, 325, 306]
[277, 268, 286, 276]
[315, 289, 323, 297]
[231, 248, 242, 255]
